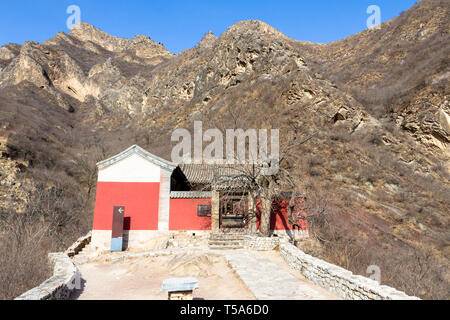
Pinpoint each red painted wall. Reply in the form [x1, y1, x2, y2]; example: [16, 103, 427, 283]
[255, 198, 308, 231]
[93, 182, 160, 230]
[169, 198, 212, 231]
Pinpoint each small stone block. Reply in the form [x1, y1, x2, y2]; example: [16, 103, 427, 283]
[168, 291, 194, 301]
[162, 277, 199, 293]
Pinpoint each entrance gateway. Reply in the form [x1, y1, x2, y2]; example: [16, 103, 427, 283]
[219, 193, 249, 230]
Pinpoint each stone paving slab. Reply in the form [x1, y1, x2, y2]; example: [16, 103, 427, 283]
[224, 250, 338, 300]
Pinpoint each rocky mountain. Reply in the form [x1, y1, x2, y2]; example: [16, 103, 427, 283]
[0, 0, 448, 299]
[300, 0, 449, 153]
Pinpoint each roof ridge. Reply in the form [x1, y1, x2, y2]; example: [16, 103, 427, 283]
[96, 145, 177, 171]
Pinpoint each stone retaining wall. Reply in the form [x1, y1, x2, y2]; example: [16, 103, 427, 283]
[279, 241, 420, 300]
[168, 231, 210, 248]
[15, 253, 80, 300]
[15, 232, 92, 300]
[244, 236, 280, 251]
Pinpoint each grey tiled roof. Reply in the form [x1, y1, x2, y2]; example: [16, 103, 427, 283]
[179, 163, 254, 185]
[170, 191, 212, 199]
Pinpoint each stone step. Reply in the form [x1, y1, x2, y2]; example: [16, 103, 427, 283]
[77, 244, 93, 253]
[76, 251, 91, 258]
[209, 245, 244, 250]
[72, 243, 95, 259]
[209, 238, 245, 242]
[209, 234, 245, 241]
[71, 243, 97, 264]
[208, 240, 244, 246]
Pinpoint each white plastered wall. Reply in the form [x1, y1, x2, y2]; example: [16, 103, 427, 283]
[97, 153, 162, 183]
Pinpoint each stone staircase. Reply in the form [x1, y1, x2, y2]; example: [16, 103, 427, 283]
[72, 243, 97, 264]
[208, 233, 245, 250]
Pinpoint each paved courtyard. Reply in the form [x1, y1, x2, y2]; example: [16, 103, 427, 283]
[73, 248, 338, 300]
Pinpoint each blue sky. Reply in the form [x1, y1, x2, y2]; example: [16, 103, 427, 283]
[0, 0, 418, 53]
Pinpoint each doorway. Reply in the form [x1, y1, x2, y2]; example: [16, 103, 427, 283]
[219, 193, 248, 230]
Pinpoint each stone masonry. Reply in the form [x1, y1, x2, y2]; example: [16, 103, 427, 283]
[15, 232, 92, 300]
[279, 241, 421, 300]
[15, 253, 80, 300]
[244, 236, 280, 251]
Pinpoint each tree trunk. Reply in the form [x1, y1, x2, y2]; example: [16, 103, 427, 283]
[248, 192, 257, 234]
[259, 196, 272, 237]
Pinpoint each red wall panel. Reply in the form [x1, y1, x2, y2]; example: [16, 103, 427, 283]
[169, 199, 212, 231]
[255, 198, 308, 231]
[93, 182, 160, 230]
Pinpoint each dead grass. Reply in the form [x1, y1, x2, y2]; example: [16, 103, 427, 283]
[0, 226, 52, 300]
[0, 182, 92, 300]
[298, 179, 449, 300]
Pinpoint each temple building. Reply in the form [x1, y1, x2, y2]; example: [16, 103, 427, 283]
[91, 145, 308, 251]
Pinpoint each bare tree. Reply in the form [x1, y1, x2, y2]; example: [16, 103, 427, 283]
[203, 122, 316, 237]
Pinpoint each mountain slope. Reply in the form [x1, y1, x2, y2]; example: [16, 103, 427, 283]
[0, 0, 448, 299]
[301, 0, 449, 153]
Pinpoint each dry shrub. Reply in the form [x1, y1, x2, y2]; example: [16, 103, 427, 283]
[0, 182, 92, 300]
[0, 219, 52, 300]
[300, 182, 450, 300]
[383, 245, 450, 299]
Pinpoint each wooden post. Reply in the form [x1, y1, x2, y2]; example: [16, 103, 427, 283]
[111, 206, 125, 252]
[211, 191, 220, 232]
